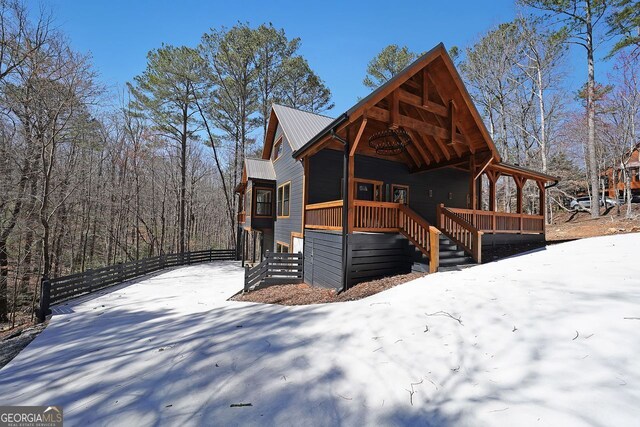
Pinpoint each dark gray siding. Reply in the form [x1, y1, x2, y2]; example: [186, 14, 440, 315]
[309, 148, 470, 224]
[274, 124, 304, 249]
[304, 230, 343, 290]
[348, 233, 412, 286]
[302, 230, 416, 290]
[483, 233, 545, 245]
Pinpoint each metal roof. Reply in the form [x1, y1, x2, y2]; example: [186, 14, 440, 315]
[245, 158, 276, 181]
[272, 104, 335, 152]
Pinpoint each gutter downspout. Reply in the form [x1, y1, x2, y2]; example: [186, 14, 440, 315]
[331, 129, 350, 293]
[544, 180, 559, 190]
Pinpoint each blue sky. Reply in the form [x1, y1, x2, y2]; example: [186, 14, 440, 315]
[38, 0, 612, 115]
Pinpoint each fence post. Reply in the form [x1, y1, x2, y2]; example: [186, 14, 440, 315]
[298, 251, 304, 278]
[187, 252, 191, 265]
[37, 276, 51, 323]
[118, 263, 124, 283]
[243, 265, 251, 293]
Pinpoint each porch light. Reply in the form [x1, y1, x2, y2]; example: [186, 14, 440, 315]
[368, 127, 412, 156]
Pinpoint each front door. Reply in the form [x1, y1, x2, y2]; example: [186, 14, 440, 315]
[354, 179, 382, 201]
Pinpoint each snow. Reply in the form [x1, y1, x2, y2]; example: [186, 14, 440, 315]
[1, 234, 640, 426]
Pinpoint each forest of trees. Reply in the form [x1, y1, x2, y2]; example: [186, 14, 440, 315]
[1, 0, 638, 325]
[0, 1, 333, 323]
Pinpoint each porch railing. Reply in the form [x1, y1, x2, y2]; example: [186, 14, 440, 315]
[443, 207, 544, 234]
[354, 201, 400, 231]
[437, 204, 483, 263]
[304, 199, 439, 272]
[305, 200, 343, 230]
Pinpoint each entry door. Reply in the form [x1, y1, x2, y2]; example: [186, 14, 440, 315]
[354, 180, 382, 201]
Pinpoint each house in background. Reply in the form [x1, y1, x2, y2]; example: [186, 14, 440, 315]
[235, 43, 558, 291]
[602, 144, 640, 199]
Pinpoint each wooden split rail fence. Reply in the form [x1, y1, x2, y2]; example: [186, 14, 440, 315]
[244, 251, 303, 292]
[37, 248, 236, 322]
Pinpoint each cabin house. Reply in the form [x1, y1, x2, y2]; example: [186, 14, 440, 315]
[602, 144, 640, 199]
[235, 43, 558, 292]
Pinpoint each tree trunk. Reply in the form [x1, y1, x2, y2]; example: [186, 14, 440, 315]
[180, 106, 187, 254]
[586, 2, 600, 218]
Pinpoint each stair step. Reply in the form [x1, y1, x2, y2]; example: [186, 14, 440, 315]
[439, 249, 465, 258]
[439, 243, 458, 251]
[411, 262, 431, 273]
[439, 256, 473, 266]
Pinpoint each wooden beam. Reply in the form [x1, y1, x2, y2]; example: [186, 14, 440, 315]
[486, 170, 500, 212]
[474, 156, 493, 181]
[514, 176, 526, 213]
[390, 91, 399, 128]
[429, 135, 452, 161]
[422, 68, 429, 107]
[302, 156, 309, 230]
[405, 129, 435, 164]
[449, 100, 456, 145]
[410, 156, 469, 174]
[404, 143, 423, 168]
[398, 88, 448, 117]
[368, 106, 466, 145]
[349, 117, 368, 157]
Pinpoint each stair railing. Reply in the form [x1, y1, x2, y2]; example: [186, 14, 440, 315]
[437, 204, 482, 263]
[398, 204, 440, 273]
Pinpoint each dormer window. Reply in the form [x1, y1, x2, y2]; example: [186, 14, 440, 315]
[272, 137, 283, 161]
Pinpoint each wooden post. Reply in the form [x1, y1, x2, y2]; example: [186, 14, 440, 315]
[252, 232, 256, 263]
[486, 171, 497, 232]
[428, 226, 440, 273]
[515, 176, 526, 234]
[302, 156, 309, 232]
[37, 276, 51, 323]
[537, 180, 546, 234]
[241, 230, 246, 268]
[348, 154, 355, 233]
[474, 232, 483, 264]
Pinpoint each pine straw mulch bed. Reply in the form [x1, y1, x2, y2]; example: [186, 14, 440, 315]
[230, 272, 426, 306]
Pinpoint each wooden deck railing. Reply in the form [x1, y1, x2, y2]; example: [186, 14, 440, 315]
[353, 201, 401, 231]
[398, 204, 440, 272]
[437, 204, 483, 263]
[304, 199, 439, 272]
[305, 200, 343, 230]
[444, 207, 544, 234]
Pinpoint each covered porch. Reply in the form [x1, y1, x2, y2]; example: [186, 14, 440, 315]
[294, 45, 556, 273]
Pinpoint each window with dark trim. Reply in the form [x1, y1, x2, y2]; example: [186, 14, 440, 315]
[276, 242, 290, 253]
[255, 188, 273, 216]
[392, 184, 409, 205]
[277, 182, 290, 217]
[272, 137, 283, 161]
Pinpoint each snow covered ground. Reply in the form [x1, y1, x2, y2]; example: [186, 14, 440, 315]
[1, 234, 639, 426]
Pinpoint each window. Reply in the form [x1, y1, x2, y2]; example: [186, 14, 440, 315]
[353, 179, 383, 201]
[254, 188, 273, 216]
[245, 189, 251, 217]
[277, 182, 291, 217]
[392, 184, 409, 205]
[272, 137, 283, 161]
[276, 242, 290, 253]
